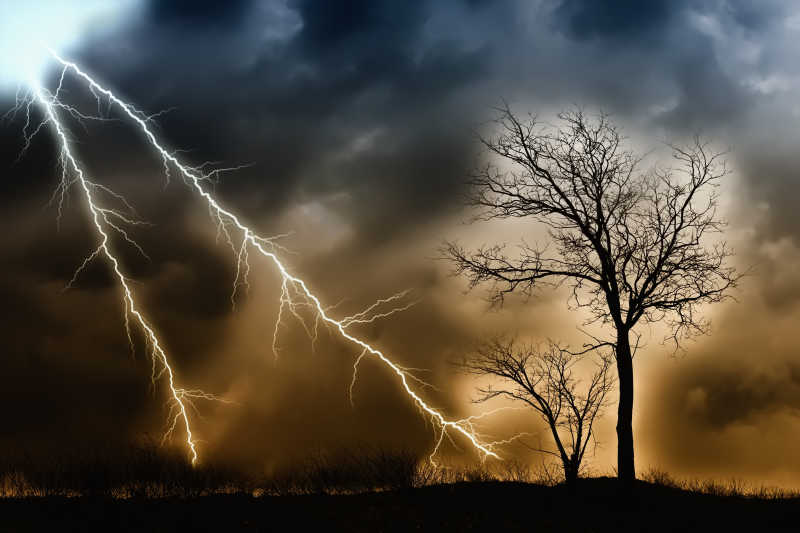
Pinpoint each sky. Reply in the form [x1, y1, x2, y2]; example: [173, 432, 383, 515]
[3, 0, 800, 486]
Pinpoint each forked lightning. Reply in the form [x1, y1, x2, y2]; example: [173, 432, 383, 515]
[13, 50, 512, 465]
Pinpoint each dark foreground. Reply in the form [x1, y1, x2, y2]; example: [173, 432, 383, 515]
[2, 478, 799, 532]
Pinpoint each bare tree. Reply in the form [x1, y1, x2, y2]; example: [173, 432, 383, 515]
[445, 106, 740, 483]
[461, 338, 613, 485]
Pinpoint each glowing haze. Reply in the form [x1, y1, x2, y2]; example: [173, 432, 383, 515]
[0, 1, 138, 89]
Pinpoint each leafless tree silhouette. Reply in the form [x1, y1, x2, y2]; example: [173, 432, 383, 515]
[445, 105, 740, 483]
[461, 338, 613, 485]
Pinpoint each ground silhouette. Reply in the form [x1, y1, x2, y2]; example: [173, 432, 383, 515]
[3, 477, 800, 532]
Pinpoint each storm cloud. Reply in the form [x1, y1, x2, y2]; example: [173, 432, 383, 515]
[3, 0, 800, 482]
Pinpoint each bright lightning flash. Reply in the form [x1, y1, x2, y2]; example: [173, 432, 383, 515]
[13, 50, 518, 465]
[21, 78, 228, 465]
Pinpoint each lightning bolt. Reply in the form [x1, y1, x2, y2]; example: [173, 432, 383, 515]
[18, 50, 511, 465]
[339, 289, 420, 328]
[28, 78, 227, 466]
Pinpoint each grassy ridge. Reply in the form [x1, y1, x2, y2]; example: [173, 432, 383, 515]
[2, 478, 800, 532]
[2, 446, 800, 531]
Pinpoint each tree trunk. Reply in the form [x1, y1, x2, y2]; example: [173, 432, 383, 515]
[615, 328, 635, 483]
[563, 460, 579, 487]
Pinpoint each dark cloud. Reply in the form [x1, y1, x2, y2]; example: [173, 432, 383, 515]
[679, 362, 800, 430]
[553, 0, 677, 41]
[655, 31, 750, 132]
[57, 0, 491, 253]
[147, 0, 255, 28]
[292, 0, 425, 53]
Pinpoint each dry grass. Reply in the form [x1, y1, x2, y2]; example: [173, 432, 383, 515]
[0, 444, 562, 499]
[640, 467, 800, 500]
[0, 444, 241, 498]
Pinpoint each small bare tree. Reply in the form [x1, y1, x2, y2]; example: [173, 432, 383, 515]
[445, 106, 740, 483]
[461, 338, 613, 485]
